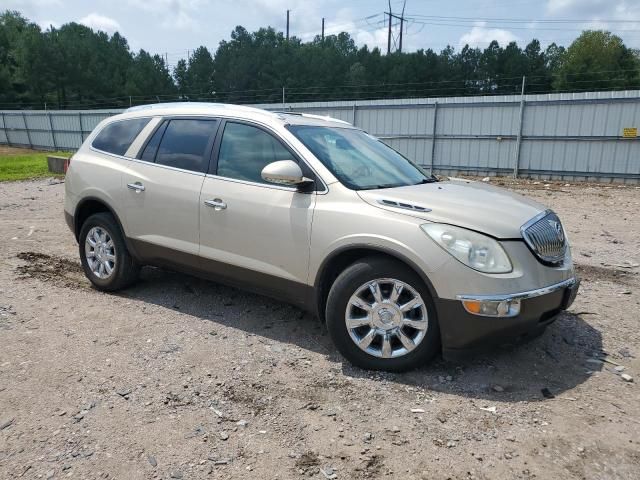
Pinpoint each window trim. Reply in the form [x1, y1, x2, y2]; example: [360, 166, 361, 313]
[210, 118, 327, 193]
[136, 116, 221, 174]
[90, 117, 153, 158]
[137, 119, 169, 163]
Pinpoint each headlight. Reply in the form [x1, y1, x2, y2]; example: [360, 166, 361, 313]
[421, 223, 512, 273]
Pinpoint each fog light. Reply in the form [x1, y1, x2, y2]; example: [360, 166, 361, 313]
[461, 299, 521, 317]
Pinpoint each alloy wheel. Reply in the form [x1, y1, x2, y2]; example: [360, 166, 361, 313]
[345, 278, 429, 358]
[84, 226, 117, 279]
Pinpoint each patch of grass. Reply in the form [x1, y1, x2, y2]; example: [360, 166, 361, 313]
[0, 151, 71, 181]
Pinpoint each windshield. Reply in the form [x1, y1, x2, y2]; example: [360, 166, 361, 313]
[287, 125, 435, 190]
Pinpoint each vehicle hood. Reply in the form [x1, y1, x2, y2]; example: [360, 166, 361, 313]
[356, 178, 546, 239]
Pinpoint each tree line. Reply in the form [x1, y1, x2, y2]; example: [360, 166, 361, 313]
[1, 10, 639, 109]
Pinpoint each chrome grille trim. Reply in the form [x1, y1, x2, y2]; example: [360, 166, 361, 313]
[521, 210, 567, 265]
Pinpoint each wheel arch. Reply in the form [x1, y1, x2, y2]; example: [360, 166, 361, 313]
[72, 197, 139, 259]
[313, 245, 440, 322]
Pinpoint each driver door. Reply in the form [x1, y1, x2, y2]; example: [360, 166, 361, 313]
[198, 120, 316, 302]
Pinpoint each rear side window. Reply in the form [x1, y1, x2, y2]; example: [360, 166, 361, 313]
[217, 122, 294, 184]
[92, 118, 150, 156]
[155, 119, 218, 172]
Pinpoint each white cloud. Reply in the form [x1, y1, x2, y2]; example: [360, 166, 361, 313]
[546, 0, 607, 15]
[2, 0, 61, 23]
[458, 22, 519, 48]
[321, 8, 389, 50]
[277, 5, 390, 51]
[122, 0, 203, 31]
[546, 0, 640, 26]
[354, 27, 389, 52]
[37, 19, 60, 30]
[79, 13, 121, 33]
[3, 0, 60, 8]
[545, 0, 640, 46]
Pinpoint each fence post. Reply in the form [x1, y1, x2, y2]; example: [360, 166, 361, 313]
[78, 112, 84, 144]
[429, 101, 438, 175]
[352, 103, 357, 126]
[1, 112, 10, 147]
[22, 111, 33, 149]
[48, 112, 57, 150]
[513, 76, 526, 178]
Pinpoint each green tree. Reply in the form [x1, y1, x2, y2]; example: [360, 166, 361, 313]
[126, 50, 175, 102]
[3, 8, 640, 108]
[0, 11, 35, 105]
[173, 59, 188, 96]
[184, 46, 215, 98]
[553, 30, 640, 91]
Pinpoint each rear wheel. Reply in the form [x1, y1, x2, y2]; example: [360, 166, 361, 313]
[79, 212, 140, 291]
[326, 257, 440, 372]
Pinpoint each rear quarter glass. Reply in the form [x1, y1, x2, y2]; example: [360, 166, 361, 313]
[92, 118, 150, 156]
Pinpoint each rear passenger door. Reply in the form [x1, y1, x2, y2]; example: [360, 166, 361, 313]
[122, 117, 219, 256]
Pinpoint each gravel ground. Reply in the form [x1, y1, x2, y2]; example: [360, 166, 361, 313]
[0, 177, 639, 480]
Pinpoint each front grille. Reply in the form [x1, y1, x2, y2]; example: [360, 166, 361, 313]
[522, 211, 566, 265]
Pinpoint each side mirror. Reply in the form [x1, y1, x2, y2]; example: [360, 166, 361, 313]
[261, 160, 312, 187]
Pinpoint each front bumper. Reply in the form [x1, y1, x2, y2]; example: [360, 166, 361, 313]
[437, 277, 580, 361]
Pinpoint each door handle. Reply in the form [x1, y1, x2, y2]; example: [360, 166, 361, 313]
[127, 182, 145, 192]
[204, 198, 227, 211]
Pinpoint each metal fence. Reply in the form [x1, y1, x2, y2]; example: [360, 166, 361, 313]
[1, 89, 639, 182]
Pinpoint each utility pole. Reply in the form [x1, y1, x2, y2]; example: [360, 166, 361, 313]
[399, 0, 406, 53]
[321, 18, 325, 42]
[286, 10, 290, 40]
[386, 0, 407, 54]
[387, 12, 392, 54]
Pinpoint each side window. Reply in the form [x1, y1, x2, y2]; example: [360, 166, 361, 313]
[92, 118, 150, 156]
[217, 122, 294, 184]
[155, 119, 218, 172]
[140, 121, 168, 162]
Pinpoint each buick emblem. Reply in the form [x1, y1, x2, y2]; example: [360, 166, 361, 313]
[548, 219, 565, 242]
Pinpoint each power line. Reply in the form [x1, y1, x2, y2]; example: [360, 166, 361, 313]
[407, 14, 640, 24]
[404, 18, 640, 33]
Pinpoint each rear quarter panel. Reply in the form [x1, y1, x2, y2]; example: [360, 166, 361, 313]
[64, 148, 127, 232]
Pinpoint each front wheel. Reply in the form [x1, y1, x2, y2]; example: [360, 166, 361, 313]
[325, 257, 440, 372]
[79, 212, 140, 291]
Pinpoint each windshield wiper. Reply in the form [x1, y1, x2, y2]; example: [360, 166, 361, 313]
[359, 177, 438, 190]
[359, 183, 403, 190]
[414, 177, 438, 185]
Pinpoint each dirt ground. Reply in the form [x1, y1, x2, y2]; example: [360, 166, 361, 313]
[0, 177, 639, 480]
[0, 147, 41, 156]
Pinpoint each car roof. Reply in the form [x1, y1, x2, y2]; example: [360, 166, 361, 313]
[119, 102, 354, 128]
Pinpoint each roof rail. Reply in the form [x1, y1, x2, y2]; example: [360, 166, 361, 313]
[272, 111, 351, 125]
[125, 102, 277, 117]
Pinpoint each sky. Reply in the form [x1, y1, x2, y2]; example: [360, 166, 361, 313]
[7, 0, 640, 71]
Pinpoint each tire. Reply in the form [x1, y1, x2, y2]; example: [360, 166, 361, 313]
[326, 256, 440, 372]
[79, 212, 140, 291]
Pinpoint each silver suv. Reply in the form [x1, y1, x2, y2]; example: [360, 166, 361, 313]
[64, 103, 578, 371]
